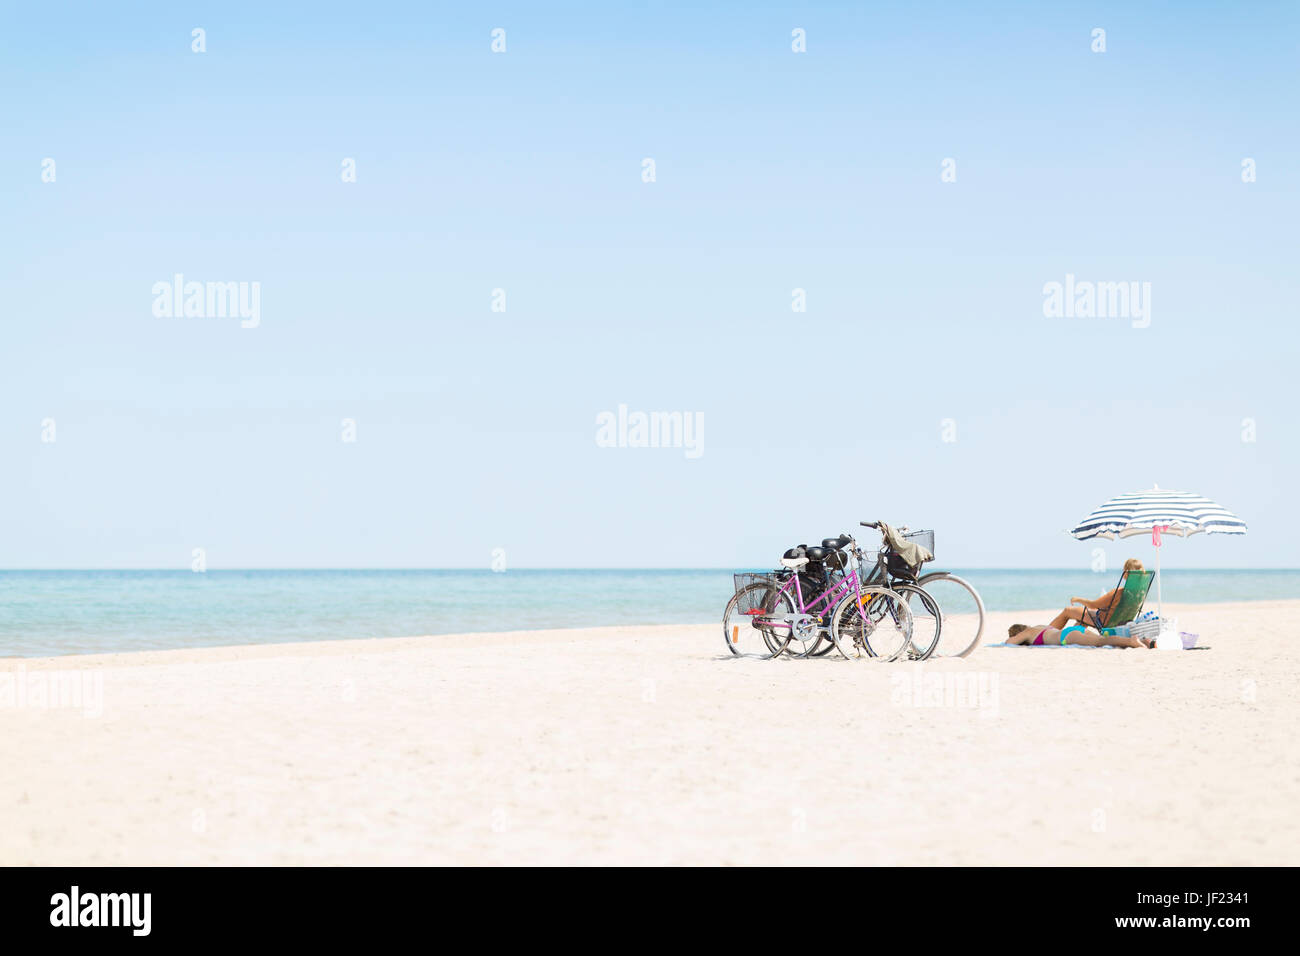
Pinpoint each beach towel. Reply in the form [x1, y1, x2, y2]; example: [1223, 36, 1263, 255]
[984, 642, 1207, 651]
[985, 642, 1122, 650]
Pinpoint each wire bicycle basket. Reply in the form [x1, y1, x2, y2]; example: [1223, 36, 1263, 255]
[730, 572, 788, 624]
[903, 529, 935, 560]
[732, 571, 784, 596]
[881, 529, 935, 578]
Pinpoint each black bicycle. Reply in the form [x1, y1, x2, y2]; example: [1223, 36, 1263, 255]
[806, 522, 985, 659]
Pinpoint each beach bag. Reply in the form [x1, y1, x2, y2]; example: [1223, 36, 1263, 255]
[1128, 617, 1164, 641]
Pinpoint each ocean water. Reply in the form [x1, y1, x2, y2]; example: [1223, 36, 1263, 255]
[2, 568, 1298, 658]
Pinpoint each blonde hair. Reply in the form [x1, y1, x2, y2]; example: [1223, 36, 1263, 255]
[1008, 624, 1029, 638]
[1123, 558, 1145, 572]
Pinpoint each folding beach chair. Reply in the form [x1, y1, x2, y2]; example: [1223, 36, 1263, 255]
[1082, 570, 1155, 633]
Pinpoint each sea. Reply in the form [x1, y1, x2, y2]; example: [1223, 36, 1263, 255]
[2, 568, 1298, 658]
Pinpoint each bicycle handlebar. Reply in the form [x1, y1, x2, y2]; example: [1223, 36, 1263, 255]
[859, 520, 911, 534]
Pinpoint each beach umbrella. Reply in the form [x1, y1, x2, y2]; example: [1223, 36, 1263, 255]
[1070, 485, 1246, 618]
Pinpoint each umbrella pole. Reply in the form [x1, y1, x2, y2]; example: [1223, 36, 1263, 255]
[1155, 542, 1162, 619]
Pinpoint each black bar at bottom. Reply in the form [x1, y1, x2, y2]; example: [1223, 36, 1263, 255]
[0, 866, 1281, 943]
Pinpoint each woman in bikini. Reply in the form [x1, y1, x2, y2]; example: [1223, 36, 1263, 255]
[1006, 623, 1154, 648]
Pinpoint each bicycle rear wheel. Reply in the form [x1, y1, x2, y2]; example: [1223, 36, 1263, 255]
[829, 586, 913, 660]
[915, 572, 985, 658]
[723, 583, 795, 658]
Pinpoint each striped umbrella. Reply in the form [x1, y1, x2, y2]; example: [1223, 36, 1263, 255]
[1071, 486, 1246, 617]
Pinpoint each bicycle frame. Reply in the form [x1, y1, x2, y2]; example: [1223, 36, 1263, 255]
[764, 565, 865, 632]
[763, 538, 895, 629]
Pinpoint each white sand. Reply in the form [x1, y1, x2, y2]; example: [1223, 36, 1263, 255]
[2, 599, 1296, 866]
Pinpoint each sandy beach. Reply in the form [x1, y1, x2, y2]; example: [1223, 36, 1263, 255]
[3, 599, 1296, 866]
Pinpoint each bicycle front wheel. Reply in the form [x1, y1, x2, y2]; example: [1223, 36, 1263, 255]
[915, 572, 985, 658]
[829, 586, 913, 661]
[723, 583, 795, 659]
[894, 583, 942, 661]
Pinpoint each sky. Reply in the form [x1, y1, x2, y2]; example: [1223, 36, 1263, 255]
[1, 1, 1297, 570]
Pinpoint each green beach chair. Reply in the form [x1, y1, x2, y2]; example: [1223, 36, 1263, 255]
[1083, 570, 1156, 633]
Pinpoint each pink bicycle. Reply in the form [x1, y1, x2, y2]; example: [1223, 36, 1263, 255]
[722, 533, 912, 659]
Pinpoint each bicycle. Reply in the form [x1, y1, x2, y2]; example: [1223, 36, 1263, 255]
[722, 541, 911, 660]
[804, 522, 985, 659]
[811, 522, 982, 658]
[821, 525, 941, 661]
[854, 522, 985, 659]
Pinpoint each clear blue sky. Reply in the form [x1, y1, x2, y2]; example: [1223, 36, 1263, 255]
[2, 1, 1296, 569]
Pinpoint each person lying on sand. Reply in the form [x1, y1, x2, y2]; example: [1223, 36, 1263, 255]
[1048, 558, 1145, 630]
[1006, 623, 1154, 649]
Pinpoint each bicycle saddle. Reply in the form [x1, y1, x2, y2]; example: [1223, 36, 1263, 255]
[781, 546, 809, 570]
[804, 546, 830, 562]
[822, 536, 851, 550]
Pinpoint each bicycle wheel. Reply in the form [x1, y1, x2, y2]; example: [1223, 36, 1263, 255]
[893, 583, 942, 660]
[723, 583, 795, 658]
[829, 586, 913, 661]
[915, 572, 985, 658]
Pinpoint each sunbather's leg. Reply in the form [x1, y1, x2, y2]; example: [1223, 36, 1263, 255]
[1063, 630, 1151, 649]
[1072, 587, 1119, 611]
[1050, 606, 1090, 629]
